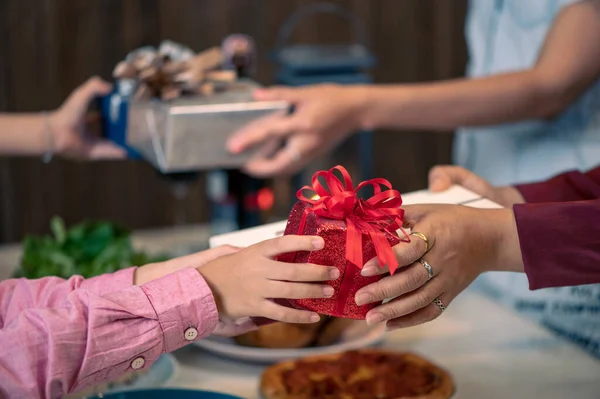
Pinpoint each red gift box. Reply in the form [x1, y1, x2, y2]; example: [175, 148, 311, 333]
[278, 166, 409, 319]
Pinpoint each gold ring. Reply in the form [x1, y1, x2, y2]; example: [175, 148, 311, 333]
[410, 232, 430, 253]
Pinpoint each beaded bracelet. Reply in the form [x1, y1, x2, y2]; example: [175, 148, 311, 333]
[42, 111, 54, 163]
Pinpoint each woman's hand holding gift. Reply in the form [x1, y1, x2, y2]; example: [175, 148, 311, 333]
[356, 169, 526, 329]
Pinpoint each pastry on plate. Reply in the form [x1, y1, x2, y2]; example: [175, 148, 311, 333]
[234, 319, 328, 349]
[314, 318, 356, 347]
[234, 317, 358, 349]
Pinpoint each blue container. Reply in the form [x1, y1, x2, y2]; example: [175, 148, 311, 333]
[100, 81, 140, 159]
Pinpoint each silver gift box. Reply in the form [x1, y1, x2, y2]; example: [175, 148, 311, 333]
[126, 81, 288, 173]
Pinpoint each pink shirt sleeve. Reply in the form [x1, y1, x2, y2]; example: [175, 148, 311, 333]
[0, 267, 134, 328]
[0, 267, 218, 399]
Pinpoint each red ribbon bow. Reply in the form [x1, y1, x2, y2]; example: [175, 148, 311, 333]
[297, 166, 408, 275]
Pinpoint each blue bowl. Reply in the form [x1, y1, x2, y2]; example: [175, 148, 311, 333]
[94, 388, 244, 399]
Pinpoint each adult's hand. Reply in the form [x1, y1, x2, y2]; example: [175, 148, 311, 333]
[355, 204, 523, 330]
[49, 76, 126, 159]
[226, 84, 367, 177]
[428, 165, 525, 207]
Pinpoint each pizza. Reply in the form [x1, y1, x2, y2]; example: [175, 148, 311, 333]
[260, 349, 454, 399]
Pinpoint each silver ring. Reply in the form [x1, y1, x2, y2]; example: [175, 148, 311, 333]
[286, 146, 301, 163]
[433, 297, 446, 313]
[419, 258, 434, 280]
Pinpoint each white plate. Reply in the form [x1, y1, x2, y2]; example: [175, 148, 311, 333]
[193, 322, 387, 364]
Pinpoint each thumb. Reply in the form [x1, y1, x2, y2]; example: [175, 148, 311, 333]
[401, 204, 437, 227]
[61, 76, 112, 115]
[429, 165, 496, 197]
[428, 165, 471, 192]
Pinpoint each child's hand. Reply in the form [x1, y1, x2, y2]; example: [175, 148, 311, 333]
[198, 235, 338, 324]
[134, 245, 241, 285]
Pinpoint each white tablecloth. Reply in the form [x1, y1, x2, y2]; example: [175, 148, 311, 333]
[170, 290, 600, 399]
[2, 225, 600, 398]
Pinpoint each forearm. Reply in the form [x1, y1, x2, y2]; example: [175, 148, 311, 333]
[358, 71, 560, 132]
[481, 201, 600, 289]
[517, 168, 600, 203]
[0, 258, 206, 328]
[483, 208, 525, 274]
[0, 268, 218, 398]
[0, 113, 51, 155]
[0, 268, 135, 327]
[514, 199, 600, 289]
[359, 1, 600, 132]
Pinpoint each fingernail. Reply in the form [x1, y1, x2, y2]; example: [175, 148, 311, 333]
[309, 313, 320, 323]
[367, 312, 384, 325]
[355, 292, 373, 306]
[329, 268, 340, 279]
[361, 266, 378, 277]
[323, 286, 334, 297]
[312, 238, 325, 250]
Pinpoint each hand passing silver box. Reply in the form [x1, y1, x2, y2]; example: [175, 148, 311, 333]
[126, 80, 287, 173]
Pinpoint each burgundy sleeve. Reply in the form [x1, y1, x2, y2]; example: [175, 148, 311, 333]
[514, 199, 600, 290]
[516, 167, 600, 203]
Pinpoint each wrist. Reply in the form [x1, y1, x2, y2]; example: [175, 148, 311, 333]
[47, 111, 65, 155]
[351, 85, 379, 131]
[357, 85, 413, 131]
[485, 208, 525, 273]
[496, 186, 526, 206]
[134, 258, 190, 285]
[29, 113, 53, 157]
[134, 264, 157, 285]
[195, 264, 225, 315]
[40, 112, 57, 161]
[134, 261, 173, 285]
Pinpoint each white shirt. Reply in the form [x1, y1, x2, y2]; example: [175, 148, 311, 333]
[455, 0, 600, 358]
[455, 0, 600, 186]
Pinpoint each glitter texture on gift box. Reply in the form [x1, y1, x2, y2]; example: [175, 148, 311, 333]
[278, 166, 409, 319]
